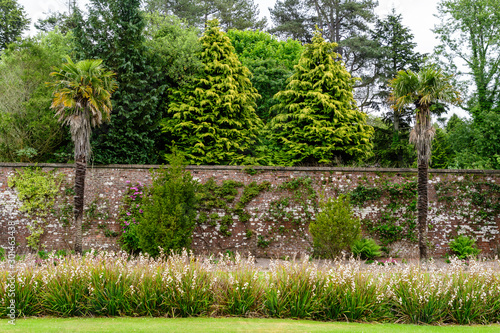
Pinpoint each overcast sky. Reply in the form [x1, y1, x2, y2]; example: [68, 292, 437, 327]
[19, 0, 440, 56]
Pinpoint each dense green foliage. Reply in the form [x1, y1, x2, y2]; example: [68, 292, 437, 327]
[270, 0, 381, 103]
[137, 159, 198, 257]
[1, 0, 498, 169]
[162, 20, 262, 165]
[434, 0, 500, 169]
[0, 31, 73, 162]
[435, 0, 500, 117]
[368, 10, 425, 167]
[227, 29, 303, 124]
[309, 195, 361, 258]
[268, 30, 374, 165]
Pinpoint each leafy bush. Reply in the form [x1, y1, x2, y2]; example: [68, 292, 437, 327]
[449, 235, 481, 259]
[137, 155, 198, 257]
[351, 238, 382, 260]
[309, 195, 361, 258]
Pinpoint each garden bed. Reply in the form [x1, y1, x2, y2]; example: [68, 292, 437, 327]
[2, 250, 500, 325]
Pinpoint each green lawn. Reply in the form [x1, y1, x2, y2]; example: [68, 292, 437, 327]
[1, 317, 500, 333]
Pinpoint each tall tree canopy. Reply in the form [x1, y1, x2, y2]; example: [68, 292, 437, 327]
[268, 30, 374, 166]
[145, 0, 266, 30]
[162, 20, 262, 165]
[0, 31, 73, 162]
[269, 0, 314, 43]
[73, 0, 163, 164]
[270, 0, 381, 110]
[369, 9, 425, 167]
[435, 0, 500, 118]
[434, 0, 500, 169]
[0, 0, 30, 50]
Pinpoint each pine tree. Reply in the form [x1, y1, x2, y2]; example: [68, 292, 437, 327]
[162, 20, 262, 165]
[268, 30, 373, 166]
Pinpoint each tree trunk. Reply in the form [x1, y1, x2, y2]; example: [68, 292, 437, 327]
[417, 159, 428, 260]
[74, 156, 86, 254]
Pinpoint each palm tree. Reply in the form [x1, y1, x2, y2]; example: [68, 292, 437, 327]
[389, 66, 460, 260]
[48, 56, 118, 254]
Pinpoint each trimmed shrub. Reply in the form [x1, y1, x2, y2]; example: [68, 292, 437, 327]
[309, 195, 361, 258]
[137, 155, 198, 257]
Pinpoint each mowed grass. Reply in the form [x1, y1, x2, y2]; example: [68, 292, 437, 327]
[1, 317, 500, 333]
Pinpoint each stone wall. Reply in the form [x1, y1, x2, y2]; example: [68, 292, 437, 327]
[1, 163, 499, 258]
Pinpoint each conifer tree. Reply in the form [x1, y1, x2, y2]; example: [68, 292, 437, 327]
[268, 30, 373, 166]
[162, 20, 261, 165]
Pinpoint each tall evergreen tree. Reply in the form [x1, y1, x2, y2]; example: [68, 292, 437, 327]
[371, 9, 426, 167]
[269, 0, 382, 112]
[269, 0, 314, 43]
[162, 20, 262, 165]
[268, 30, 374, 166]
[73, 0, 163, 164]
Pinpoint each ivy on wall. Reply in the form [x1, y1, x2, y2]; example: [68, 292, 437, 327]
[349, 178, 418, 247]
[196, 178, 271, 237]
[8, 167, 114, 252]
[8, 168, 66, 251]
[435, 175, 500, 231]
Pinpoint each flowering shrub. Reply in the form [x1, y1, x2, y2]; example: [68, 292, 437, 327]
[118, 181, 147, 254]
[2, 252, 500, 324]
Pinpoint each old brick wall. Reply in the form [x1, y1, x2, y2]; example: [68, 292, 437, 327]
[1, 163, 499, 258]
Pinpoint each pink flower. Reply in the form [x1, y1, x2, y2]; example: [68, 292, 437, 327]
[126, 212, 131, 216]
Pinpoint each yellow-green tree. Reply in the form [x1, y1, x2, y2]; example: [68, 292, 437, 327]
[162, 20, 261, 165]
[268, 30, 373, 166]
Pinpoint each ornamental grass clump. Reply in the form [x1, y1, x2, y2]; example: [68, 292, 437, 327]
[264, 259, 321, 319]
[3, 250, 500, 324]
[214, 252, 264, 316]
[315, 258, 391, 322]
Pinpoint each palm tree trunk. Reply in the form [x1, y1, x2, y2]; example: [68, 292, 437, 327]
[417, 159, 428, 260]
[74, 156, 86, 254]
